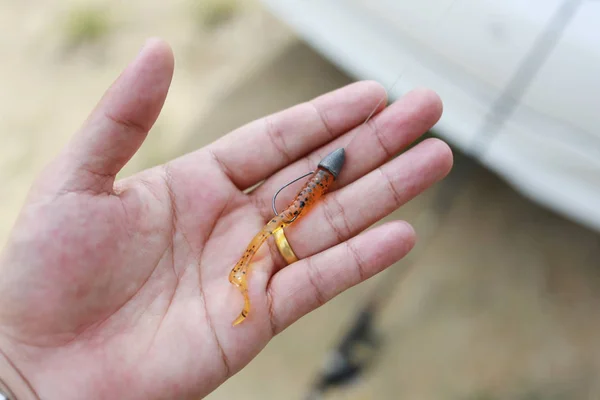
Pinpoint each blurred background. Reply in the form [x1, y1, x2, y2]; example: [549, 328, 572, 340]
[1, 0, 600, 399]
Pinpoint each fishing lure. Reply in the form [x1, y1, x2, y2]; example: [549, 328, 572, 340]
[229, 148, 346, 326]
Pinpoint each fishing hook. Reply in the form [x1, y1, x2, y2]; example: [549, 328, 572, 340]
[272, 171, 315, 223]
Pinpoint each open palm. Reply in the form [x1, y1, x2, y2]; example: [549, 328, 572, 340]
[0, 39, 452, 399]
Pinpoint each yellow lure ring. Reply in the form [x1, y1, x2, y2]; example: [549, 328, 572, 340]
[273, 228, 298, 264]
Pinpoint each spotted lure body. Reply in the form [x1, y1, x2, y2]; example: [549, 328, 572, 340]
[229, 148, 346, 326]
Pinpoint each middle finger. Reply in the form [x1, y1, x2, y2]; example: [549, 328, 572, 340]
[250, 88, 443, 218]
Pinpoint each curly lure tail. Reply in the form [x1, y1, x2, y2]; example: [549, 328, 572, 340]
[229, 148, 345, 326]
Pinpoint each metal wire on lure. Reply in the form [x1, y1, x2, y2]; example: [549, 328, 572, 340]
[229, 148, 346, 326]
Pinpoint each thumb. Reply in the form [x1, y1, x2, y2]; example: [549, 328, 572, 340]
[47, 38, 174, 195]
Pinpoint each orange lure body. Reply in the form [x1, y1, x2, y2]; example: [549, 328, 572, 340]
[229, 148, 345, 326]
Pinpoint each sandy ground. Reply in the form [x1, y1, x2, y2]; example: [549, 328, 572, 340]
[3, 2, 600, 400]
[202, 41, 600, 400]
[0, 0, 294, 244]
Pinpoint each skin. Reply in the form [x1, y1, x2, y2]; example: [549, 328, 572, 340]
[0, 38, 452, 399]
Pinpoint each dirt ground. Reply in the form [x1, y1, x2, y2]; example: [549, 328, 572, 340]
[0, 0, 294, 244]
[2, 2, 600, 400]
[201, 41, 600, 400]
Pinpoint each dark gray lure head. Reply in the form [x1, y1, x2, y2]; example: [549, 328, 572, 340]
[318, 148, 345, 179]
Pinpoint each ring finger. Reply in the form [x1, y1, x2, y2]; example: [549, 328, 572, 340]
[266, 137, 452, 274]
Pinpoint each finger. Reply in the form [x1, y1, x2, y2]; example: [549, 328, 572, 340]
[251, 88, 443, 216]
[204, 80, 387, 190]
[278, 138, 453, 262]
[267, 221, 415, 335]
[54, 38, 174, 194]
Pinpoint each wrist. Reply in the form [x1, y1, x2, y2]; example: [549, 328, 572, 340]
[0, 348, 38, 400]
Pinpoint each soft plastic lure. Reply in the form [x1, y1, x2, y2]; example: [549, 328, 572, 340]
[229, 148, 346, 326]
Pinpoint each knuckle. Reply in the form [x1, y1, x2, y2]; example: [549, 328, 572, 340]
[322, 194, 352, 242]
[306, 258, 327, 307]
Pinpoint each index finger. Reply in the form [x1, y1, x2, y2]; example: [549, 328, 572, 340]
[204, 81, 387, 190]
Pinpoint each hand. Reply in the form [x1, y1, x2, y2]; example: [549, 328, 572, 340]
[0, 38, 452, 399]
